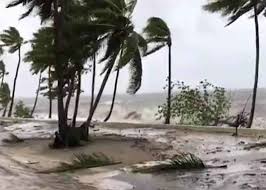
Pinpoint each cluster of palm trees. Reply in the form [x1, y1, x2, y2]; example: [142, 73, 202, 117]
[2, 0, 262, 147]
[3, 0, 173, 147]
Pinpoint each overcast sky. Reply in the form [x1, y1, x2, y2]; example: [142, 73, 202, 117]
[1, 0, 266, 97]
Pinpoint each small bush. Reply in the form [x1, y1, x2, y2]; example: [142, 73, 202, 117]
[156, 80, 231, 125]
[14, 101, 32, 118]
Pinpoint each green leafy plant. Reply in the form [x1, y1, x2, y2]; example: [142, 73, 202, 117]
[156, 80, 231, 125]
[14, 101, 32, 118]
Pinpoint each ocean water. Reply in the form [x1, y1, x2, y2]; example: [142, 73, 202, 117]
[18, 89, 266, 128]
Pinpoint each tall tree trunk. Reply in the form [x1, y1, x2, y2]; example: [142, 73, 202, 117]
[30, 72, 42, 117]
[65, 75, 75, 119]
[90, 53, 96, 115]
[247, 2, 260, 128]
[104, 69, 119, 122]
[8, 46, 21, 117]
[165, 43, 172, 124]
[54, 0, 67, 136]
[72, 70, 81, 127]
[1, 75, 4, 86]
[48, 66, 52, 119]
[2, 106, 7, 117]
[85, 62, 115, 129]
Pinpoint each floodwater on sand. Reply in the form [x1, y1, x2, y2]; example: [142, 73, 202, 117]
[2, 121, 266, 189]
[75, 128, 266, 190]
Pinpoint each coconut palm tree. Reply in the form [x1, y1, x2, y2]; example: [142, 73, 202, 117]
[8, 0, 70, 138]
[203, 0, 263, 128]
[84, 0, 147, 129]
[0, 27, 24, 117]
[24, 27, 55, 119]
[143, 17, 172, 124]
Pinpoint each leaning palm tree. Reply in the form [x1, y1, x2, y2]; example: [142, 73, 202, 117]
[143, 17, 172, 124]
[0, 27, 24, 117]
[203, 0, 263, 128]
[84, 0, 147, 132]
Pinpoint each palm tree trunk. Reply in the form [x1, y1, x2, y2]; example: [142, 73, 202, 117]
[247, 2, 260, 128]
[30, 72, 42, 117]
[1, 75, 4, 86]
[104, 69, 119, 122]
[165, 43, 172, 124]
[72, 70, 81, 127]
[8, 46, 21, 117]
[86, 62, 115, 127]
[2, 106, 7, 117]
[48, 66, 52, 119]
[65, 75, 75, 119]
[54, 0, 67, 136]
[90, 53, 96, 115]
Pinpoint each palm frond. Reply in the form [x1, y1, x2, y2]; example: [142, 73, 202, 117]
[127, 49, 142, 94]
[144, 43, 166, 56]
[0, 27, 23, 53]
[143, 17, 171, 39]
[203, 0, 255, 26]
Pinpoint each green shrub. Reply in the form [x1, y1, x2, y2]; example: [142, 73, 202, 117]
[14, 101, 32, 118]
[156, 80, 231, 125]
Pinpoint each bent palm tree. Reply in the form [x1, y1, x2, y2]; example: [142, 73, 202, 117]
[0, 27, 24, 117]
[203, 0, 263, 128]
[143, 17, 172, 124]
[85, 0, 147, 129]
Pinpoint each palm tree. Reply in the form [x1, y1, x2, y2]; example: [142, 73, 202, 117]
[0, 27, 24, 117]
[84, 0, 147, 130]
[7, 0, 70, 138]
[203, 0, 263, 128]
[143, 17, 172, 124]
[24, 27, 55, 119]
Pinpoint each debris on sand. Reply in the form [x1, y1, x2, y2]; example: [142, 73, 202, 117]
[1, 133, 23, 144]
[127, 153, 205, 173]
[244, 141, 266, 150]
